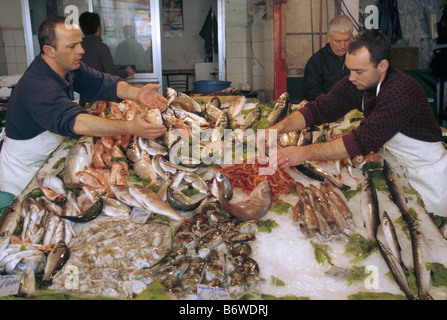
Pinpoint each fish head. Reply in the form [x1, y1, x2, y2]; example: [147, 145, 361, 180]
[0, 230, 11, 250]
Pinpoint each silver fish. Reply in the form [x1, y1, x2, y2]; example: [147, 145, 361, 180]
[152, 154, 169, 180]
[267, 92, 290, 125]
[102, 197, 131, 218]
[215, 172, 272, 220]
[60, 197, 104, 223]
[381, 211, 406, 270]
[126, 135, 142, 163]
[0, 198, 21, 236]
[138, 136, 168, 156]
[167, 185, 208, 212]
[183, 171, 210, 195]
[159, 156, 199, 173]
[240, 107, 261, 130]
[204, 97, 223, 122]
[42, 240, 70, 285]
[361, 171, 380, 241]
[128, 186, 189, 222]
[110, 185, 142, 208]
[296, 161, 350, 191]
[297, 127, 313, 146]
[12, 258, 36, 297]
[228, 95, 246, 118]
[133, 159, 158, 182]
[211, 172, 233, 200]
[377, 240, 415, 300]
[0, 230, 10, 251]
[383, 160, 409, 215]
[63, 136, 94, 185]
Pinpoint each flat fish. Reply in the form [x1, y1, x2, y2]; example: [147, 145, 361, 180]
[215, 172, 272, 220]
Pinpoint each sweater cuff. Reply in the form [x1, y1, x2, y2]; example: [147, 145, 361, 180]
[298, 106, 314, 127]
[342, 133, 362, 158]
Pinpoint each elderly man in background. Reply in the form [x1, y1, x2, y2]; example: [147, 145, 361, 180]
[303, 15, 353, 101]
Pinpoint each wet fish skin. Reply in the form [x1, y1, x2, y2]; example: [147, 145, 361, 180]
[0, 198, 22, 236]
[166, 185, 208, 212]
[110, 185, 143, 208]
[60, 197, 104, 223]
[361, 171, 380, 241]
[204, 97, 223, 122]
[296, 161, 350, 191]
[215, 172, 272, 220]
[267, 92, 290, 125]
[383, 160, 409, 215]
[381, 211, 406, 270]
[228, 95, 246, 118]
[12, 258, 36, 297]
[63, 136, 94, 185]
[138, 136, 168, 156]
[377, 240, 415, 300]
[42, 240, 70, 285]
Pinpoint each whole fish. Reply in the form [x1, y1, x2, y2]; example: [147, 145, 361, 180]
[12, 258, 36, 297]
[126, 136, 142, 163]
[128, 186, 189, 222]
[204, 97, 223, 122]
[183, 171, 210, 195]
[383, 160, 409, 215]
[211, 172, 233, 200]
[361, 171, 380, 241]
[381, 211, 406, 270]
[215, 172, 272, 220]
[240, 107, 261, 130]
[228, 95, 246, 118]
[42, 240, 70, 285]
[279, 131, 299, 147]
[60, 197, 103, 223]
[0, 230, 11, 251]
[110, 185, 142, 208]
[152, 154, 169, 179]
[0, 198, 21, 236]
[63, 136, 94, 185]
[177, 92, 202, 113]
[36, 171, 66, 202]
[377, 240, 415, 300]
[166, 87, 178, 106]
[102, 197, 131, 218]
[297, 127, 313, 146]
[267, 92, 290, 125]
[133, 159, 158, 182]
[138, 136, 168, 156]
[296, 161, 350, 191]
[167, 185, 208, 212]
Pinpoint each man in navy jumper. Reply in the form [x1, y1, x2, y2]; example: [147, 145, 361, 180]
[0, 16, 167, 196]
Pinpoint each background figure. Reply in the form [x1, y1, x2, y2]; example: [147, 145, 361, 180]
[303, 15, 353, 101]
[115, 25, 151, 73]
[79, 12, 135, 78]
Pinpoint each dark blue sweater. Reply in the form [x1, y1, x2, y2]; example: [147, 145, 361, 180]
[5, 54, 122, 140]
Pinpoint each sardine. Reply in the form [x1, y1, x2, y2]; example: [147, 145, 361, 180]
[228, 95, 246, 118]
[296, 161, 350, 191]
[215, 172, 272, 220]
[377, 240, 415, 300]
[361, 171, 380, 241]
[128, 186, 189, 222]
[63, 136, 94, 185]
[167, 185, 207, 212]
[60, 197, 103, 223]
[267, 92, 290, 125]
[240, 107, 261, 130]
[42, 240, 70, 285]
[381, 211, 406, 270]
[0, 198, 21, 236]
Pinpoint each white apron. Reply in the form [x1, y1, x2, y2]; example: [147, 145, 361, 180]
[384, 132, 447, 216]
[0, 131, 64, 196]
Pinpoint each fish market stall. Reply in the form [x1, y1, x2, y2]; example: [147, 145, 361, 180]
[1, 91, 447, 300]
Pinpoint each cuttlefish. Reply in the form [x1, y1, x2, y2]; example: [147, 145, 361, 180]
[214, 172, 272, 220]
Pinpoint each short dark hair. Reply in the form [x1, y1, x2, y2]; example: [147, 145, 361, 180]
[348, 29, 391, 67]
[38, 16, 69, 54]
[79, 12, 100, 35]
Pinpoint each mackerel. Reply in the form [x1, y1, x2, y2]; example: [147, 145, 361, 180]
[296, 161, 350, 191]
[361, 171, 380, 241]
[381, 211, 406, 270]
[383, 160, 409, 215]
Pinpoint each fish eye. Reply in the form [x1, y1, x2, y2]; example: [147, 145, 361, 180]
[217, 172, 223, 180]
[0, 232, 4, 237]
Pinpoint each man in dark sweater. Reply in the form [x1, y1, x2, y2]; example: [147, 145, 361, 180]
[303, 15, 353, 101]
[260, 29, 446, 216]
[79, 12, 135, 78]
[0, 16, 167, 196]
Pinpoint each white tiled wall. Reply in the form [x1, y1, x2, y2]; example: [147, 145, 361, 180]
[0, 28, 27, 76]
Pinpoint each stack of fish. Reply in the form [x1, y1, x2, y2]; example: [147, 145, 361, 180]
[157, 201, 264, 298]
[292, 180, 355, 241]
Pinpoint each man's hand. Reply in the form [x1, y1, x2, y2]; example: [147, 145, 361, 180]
[130, 109, 167, 139]
[137, 84, 167, 110]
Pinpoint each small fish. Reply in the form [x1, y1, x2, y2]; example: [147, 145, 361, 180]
[166, 185, 208, 212]
[59, 197, 103, 223]
[110, 185, 142, 208]
[296, 161, 350, 191]
[128, 186, 189, 222]
[102, 197, 131, 218]
[42, 240, 70, 285]
[267, 92, 290, 125]
[377, 240, 415, 300]
[126, 136, 142, 163]
[381, 211, 406, 270]
[383, 160, 409, 215]
[240, 107, 261, 130]
[138, 137, 168, 156]
[361, 171, 380, 241]
[215, 172, 272, 220]
[228, 95, 246, 118]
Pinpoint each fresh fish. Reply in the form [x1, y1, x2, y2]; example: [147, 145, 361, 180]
[211, 173, 233, 200]
[240, 107, 261, 130]
[157, 173, 173, 201]
[228, 95, 246, 118]
[0, 198, 21, 236]
[322, 184, 354, 226]
[128, 186, 189, 222]
[166, 87, 178, 106]
[173, 108, 209, 127]
[167, 185, 208, 212]
[36, 171, 66, 202]
[145, 108, 164, 125]
[377, 240, 415, 300]
[279, 131, 299, 147]
[133, 159, 158, 182]
[102, 197, 131, 218]
[63, 136, 94, 185]
[171, 97, 198, 112]
[299, 194, 319, 238]
[110, 185, 142, 208]
[214, 111, 229, 140]
[177, 92, 202, 113]
[183, 171, 210, 195]
[42, 240, 70, 285]
[0, 230, 11, 251]
[267, 92, 290, 125]
[296, 161, 350, 191]
[60, 197, 103, 223]
[204, 97, 223, 122]
[361, 171, 380, 241]
[383, 160, 409, 215]
[152, 154, 169, 179]
[297, 127, 313, 146]
[126, 136, 142, 163]
[138, 136, 168, 156]
[12, 258, 36, 297]
[159, 156, 199, 173]
[381, 211, 406, 270]
[2, 248, 45, 274]
[215, 172, 272, 220]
